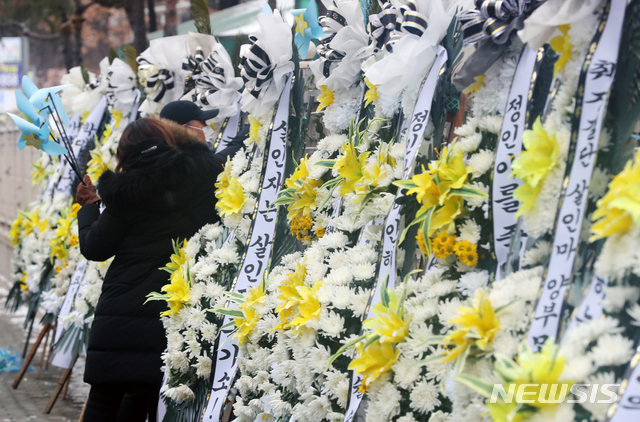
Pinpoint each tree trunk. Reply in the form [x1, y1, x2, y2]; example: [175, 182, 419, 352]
[124, 0, 149, 53]
[59, 10, 75, 70]
[164, 0, 178, 37]
[71, 13, 84, 67]
[147, 0, 157, 32]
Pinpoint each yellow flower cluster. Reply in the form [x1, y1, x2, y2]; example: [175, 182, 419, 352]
[397, 146, 486, 256]
[49, 203, 81, 263]
[290, 214, 313, 242]
[591, 149, 640, 241]
[416, 231, 478, 265]
[10, 207, 50, 245]
[31, 163, 47, 186]
[234, 285, 266, 345]
[284, 156, 322, 221]
[333, 141, 369, 196]
[486, 341, 573, 421]
[349, 291, 409, 391]
[248, 116, 263, 146]
[442, 290, 500, 363]
[317, 85, 334, 112]
[274, 263, 323, 331]
[511, 118, 560, 217]
[550, 25, 572, 77]
[215, 159, 248, 217]
[158, 240, 191, 317]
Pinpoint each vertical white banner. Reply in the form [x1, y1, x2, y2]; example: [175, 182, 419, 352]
[527, 0, 626, 352]
[564, 273, 608, 334]
[200, 73, 293, 422]
[606, 346, 640, 422]
[492, 46, 540, 279]
[54, 96, 107, 197]
[214, 95, 241, 152]
[51, 258, 88, 369]
[343, 47, 447, 422]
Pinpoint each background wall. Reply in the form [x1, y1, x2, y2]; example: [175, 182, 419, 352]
[0, 119, 40, 280]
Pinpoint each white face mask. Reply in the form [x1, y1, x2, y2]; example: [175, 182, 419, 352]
[188, 124, 216, 142]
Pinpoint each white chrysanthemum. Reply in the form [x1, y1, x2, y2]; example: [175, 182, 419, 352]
[409, 378, 441, 414]
[588, 334, 635, 367]
[457, 271, 489, 297]
[467, 149, 494, 177]
[193, 355, 212, 379]
[580, 371, 618, 422]
[457, 219, 482, 245]
[457, 132, 483, 154]
[602, 285, 640, 313]
[522, 240, 551, 267]
[392, 356, 422, 389]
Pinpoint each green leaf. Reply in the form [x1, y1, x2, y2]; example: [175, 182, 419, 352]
[393, 179, 419, 190]
[448, 185, 489, 199]
[315, 159, 336, 168]
[123, 44, 138, 75]
[325, 334, 366, 371]
[208, 308, 244, 318]
[454, 344, 470, 373]
[191, 0, 212, 35]
[409, 353, 445, 368]
[452, 373, 496, 398]
[223, 291, 246, 303]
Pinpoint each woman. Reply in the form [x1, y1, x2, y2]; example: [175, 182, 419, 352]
[76, 117, 221, 421]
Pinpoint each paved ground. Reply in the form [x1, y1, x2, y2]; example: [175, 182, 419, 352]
[0, 276, 87, 422]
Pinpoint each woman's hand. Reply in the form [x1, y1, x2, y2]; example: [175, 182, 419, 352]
[76, 175, 100, 206]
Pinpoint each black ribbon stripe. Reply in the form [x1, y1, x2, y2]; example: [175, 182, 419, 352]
[368, 0, 428, 54]
[240, 37, 276, 99]
[458, 0, 540, 47]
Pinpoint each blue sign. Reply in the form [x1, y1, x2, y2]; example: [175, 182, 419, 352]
[0, 63, 21, 88]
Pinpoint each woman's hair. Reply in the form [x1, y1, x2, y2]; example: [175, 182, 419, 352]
[116, 118, 176, 171]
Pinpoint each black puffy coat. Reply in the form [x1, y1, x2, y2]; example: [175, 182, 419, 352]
[77, 139, 221, 385]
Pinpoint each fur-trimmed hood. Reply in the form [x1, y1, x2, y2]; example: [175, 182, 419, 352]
[97, 140, 219, 212]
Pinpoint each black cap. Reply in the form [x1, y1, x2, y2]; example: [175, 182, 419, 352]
[159, 101, 219, 125]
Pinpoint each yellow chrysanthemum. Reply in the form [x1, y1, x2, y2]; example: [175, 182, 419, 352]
[591, 149, 640, 240]
[290, 214, 314, 241]
[550, 25, 572, 77]
[364, 78, 378, 108]
[315, 227, 325, 239]
[443, 289, 500, 362]
[348, 339, 399, 387]
[216, 175, 247, 217]
[333, 142, 369, 196]
[19, 271, 28, 291]
[317, 85, 334, 112]
[511, 118, 560, 217]
[455, 240, 478, 266]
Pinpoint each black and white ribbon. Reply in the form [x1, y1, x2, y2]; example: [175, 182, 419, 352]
[240, 36, 275, 99]
[458, 0, 540, 47]
[137, 57, 175, 103]
[368, 0, 428, 54]
[526, 0, 626, 352]
[317, 8, 348, 78]
[182, 46, 205, 94]
[193, 51, 229, 106]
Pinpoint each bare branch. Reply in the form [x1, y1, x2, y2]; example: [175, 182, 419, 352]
[1, 20, 63, 40]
